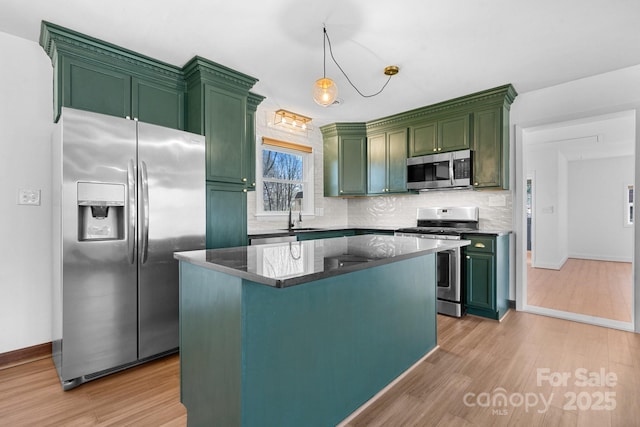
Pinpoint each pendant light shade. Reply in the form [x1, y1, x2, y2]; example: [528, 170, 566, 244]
[313, 77, 338, 106]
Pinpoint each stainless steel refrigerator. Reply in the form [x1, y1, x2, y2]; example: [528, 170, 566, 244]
[51, 107, 205, 390]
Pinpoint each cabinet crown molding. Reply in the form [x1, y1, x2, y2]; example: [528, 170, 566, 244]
[366, 84, 518, 131]
[39, 21, 184, 82]
[182, 56, 258, 92]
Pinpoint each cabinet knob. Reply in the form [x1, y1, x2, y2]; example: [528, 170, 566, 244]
[474, 182, 479, 186]
[125, 115, 131, 120]
[252, 182, 256, 187]
[437, 147, 442, 151]
[243, 188, 248, 193]
[242, 178, 247, 182]
[433, 148, 437, 152]
[474, 242, 486, 248]
[466, 256, 470, 259]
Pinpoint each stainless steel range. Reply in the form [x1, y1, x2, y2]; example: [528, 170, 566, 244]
[395, 207, 479, 317]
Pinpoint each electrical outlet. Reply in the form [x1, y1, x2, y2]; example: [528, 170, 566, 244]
[18, 189, 41, 206]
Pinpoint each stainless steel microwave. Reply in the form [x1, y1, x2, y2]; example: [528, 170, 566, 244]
[406, 149, 473, 190]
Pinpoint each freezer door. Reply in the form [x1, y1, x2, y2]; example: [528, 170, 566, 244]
[137, 122, 205, 358]
[59, 108, 138, 380]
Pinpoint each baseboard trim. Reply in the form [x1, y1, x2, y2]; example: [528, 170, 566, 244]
[0, 342, 52, 370]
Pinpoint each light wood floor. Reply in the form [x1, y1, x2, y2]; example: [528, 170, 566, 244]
[2, 312, 639, 426]
[527, 254, 633, 322]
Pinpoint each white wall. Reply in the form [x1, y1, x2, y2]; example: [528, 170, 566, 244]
[0, 32, 54, 353]
[568, 156, 634, 262]
[526, 145, 568, 269]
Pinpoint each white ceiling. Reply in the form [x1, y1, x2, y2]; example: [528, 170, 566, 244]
[2, 0, 640, 126]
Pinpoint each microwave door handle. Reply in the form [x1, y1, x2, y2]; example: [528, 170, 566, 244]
[449, 156, 455, 186]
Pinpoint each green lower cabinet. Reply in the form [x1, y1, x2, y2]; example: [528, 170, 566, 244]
[206, 182, 247, 249]
[463, 234, 509, 320]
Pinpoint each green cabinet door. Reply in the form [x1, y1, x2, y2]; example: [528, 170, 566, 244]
[367, 133, 387, 194]
[42, 23, 186, 129]
[204, 85, 247, 184]
[465, 252, 495, 311]
[387, 128, 408, 193]
[340, 136, 367, 196]
[245, 93, 264, 192]
[131, 77, 184, 129]
[463, 234, 509, 320]
[409, 122, 437, 157]
[473, 107, 507, 189]
[321, 123, 367, 197]
[61, 56, 131, 119]
[438, 114, 470, 152]
[368, 129, 407, 195]
[206, 182, 247, 249]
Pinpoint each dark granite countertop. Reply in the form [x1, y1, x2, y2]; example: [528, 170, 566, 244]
[175, 234, 470, 288]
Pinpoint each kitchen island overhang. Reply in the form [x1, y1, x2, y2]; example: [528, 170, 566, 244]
[175, 235, 469, 427]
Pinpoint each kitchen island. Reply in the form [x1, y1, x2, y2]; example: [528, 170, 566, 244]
[174, 235, 469, 427]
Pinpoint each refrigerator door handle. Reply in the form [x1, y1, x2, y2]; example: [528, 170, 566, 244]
[140, 160, 150, 264]
[127, 159, 136, 264]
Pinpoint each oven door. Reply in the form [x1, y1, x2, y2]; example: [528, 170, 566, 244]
[436, 247, 461, 303]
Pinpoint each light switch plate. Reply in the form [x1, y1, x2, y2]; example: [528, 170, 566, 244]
[18, 189, 41, 206]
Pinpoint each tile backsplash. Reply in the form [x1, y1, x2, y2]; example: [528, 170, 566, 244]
[347, 190, 513, 231]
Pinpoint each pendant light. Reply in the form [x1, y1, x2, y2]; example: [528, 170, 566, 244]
[312, 25, 399, 107]
[312, 27, 338, 106]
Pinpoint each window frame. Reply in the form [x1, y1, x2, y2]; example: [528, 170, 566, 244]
[256, 143, 314, 217]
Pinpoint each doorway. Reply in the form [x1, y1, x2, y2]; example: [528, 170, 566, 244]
[520, 111, 635, 330]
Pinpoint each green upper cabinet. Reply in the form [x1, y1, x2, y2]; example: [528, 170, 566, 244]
[438, 114, 470, 152]
[245, 93, 265, 192]
[321, 123, 367, 197]
[326, 84, 517, 192]
[473, 106, 508, 189]
[131, 77, 184, 130]
[408, 114, 469, 157]
[409, 122, 437, 157]
[367, 128, 408, 195]
[40, 21, 185, 130]
[183, 57, 262, 187]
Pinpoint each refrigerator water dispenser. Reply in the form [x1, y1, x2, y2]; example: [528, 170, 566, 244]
[77, 182, 125, 241]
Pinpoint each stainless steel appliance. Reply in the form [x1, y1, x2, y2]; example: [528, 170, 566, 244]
[406, 149, 473, 190]
[395, 207, 479, 317]
[52, 108, 205, 390]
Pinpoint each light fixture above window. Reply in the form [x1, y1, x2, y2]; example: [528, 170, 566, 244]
[272, 109, 313, 133]
[312, 25, 399, 107]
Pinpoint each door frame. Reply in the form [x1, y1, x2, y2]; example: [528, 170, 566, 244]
[514, 109, 637, 332]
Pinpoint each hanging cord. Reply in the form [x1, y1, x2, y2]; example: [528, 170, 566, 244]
[323, 26, 393, 98]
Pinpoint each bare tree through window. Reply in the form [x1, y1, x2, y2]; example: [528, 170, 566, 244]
[262, 149, 303, 211]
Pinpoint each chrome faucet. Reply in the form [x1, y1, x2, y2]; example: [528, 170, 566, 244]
[288, 191, 304, 232]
